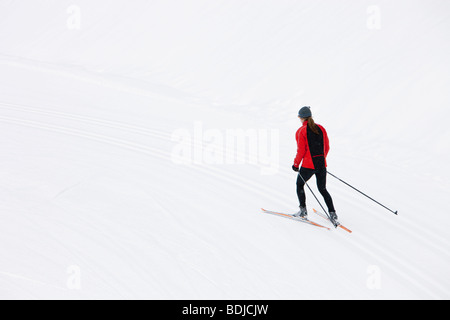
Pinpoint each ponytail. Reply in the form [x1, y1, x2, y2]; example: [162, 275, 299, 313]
[306, 117, 320, 135]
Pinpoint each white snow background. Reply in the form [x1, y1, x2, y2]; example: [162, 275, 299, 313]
[0, 0, 449, 299]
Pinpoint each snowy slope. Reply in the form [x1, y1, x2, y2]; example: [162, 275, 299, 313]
[1, 0, 450, 299]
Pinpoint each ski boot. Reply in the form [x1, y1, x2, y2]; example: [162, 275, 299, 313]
[294, 206, 308, 219]
[329, 211, 339, 227]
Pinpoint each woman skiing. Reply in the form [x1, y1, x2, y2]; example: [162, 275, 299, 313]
[292, 106, 338, 223]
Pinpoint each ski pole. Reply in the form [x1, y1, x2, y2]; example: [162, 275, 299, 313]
[327, 171, 398, 215]
[297, 172, 334, 224]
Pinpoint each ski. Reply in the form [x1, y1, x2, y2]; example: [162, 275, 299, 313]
[313, 208, 352, 233]
[261, 208, 330, 230]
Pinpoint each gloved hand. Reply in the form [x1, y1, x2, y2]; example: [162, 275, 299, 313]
[292, 165, 299, 172]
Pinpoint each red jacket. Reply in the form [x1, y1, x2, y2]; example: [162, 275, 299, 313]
[294, 121, 330, 169]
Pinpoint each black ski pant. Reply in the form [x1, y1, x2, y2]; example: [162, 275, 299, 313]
[296, 167, 335, 212]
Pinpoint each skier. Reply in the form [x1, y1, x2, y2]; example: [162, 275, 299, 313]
[292, 106, 338, 223]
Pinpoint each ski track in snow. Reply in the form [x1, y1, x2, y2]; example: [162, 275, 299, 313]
[1, 90, 449, 298]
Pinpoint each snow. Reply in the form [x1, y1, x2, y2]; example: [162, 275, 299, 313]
[1, 0, 450, 299]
